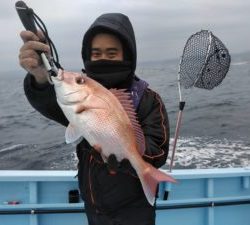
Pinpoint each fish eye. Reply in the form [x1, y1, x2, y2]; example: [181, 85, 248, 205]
[76, 76, 85, 85]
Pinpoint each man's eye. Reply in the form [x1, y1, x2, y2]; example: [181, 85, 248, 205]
[92, 52, 101, 57]
[108, 52, 117, 57]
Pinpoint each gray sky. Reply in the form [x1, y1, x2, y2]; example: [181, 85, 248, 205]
[1, 0, 250, 73]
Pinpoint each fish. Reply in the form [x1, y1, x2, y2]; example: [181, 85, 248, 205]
[51, 69, 176, 206]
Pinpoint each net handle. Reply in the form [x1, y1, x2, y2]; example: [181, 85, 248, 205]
[169, 101, 185, 172]
[169, 43, 186, 172]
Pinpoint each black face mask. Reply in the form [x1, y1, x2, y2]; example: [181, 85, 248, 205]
[84, 60, 133, 89]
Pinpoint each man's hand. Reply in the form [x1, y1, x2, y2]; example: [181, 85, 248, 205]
[92, 144, 137, 176]
[19, 30, 50, 84]
[107, 154, 137, 177]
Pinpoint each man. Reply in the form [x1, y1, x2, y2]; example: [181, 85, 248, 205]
[19, 13, 169, 225]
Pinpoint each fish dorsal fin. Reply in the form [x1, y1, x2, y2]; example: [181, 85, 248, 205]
[110, 88, 145, 155]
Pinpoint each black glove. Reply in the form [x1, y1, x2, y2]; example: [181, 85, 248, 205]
[107, 154, 137, 177]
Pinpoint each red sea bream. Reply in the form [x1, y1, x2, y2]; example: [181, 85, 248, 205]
[51, 69, 176, 205]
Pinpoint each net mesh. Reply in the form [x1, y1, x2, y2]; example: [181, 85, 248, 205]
[179, 30, 231, 90]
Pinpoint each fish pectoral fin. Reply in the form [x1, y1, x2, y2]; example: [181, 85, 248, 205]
[65, 124, 82, 144]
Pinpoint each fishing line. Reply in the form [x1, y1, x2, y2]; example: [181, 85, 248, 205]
[32, 12, 61, 69]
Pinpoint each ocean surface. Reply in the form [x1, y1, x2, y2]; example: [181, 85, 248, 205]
[0, 52, 249, 170]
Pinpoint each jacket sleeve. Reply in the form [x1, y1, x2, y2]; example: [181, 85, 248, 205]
[23, 73, 69, 127]
[137, 88, 170, 168]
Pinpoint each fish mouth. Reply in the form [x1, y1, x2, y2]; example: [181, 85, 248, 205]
[63, 90, 80, 97]
[60, 100, 80, 106]
[51, 73, 63, 85]
[59, 92, 88, 106]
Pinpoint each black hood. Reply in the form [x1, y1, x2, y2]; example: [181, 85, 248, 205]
[81, 13, 137, 73]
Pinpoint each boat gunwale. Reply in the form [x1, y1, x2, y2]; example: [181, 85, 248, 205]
[0, 168, 250, 181]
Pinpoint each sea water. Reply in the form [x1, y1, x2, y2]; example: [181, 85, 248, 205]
[0, 53, 249, 170]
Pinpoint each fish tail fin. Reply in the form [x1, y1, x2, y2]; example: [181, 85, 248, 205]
[139, 165, 177, 206]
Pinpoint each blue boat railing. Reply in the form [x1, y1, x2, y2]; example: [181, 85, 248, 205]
[0, 168, 250, 225]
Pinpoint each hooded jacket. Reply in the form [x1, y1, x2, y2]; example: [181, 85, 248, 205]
[81, 13, 137, 73]
[23, 13, 170, 221]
